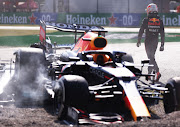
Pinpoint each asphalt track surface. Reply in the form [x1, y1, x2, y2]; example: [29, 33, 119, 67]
[1, 41, 180, 84]
[106, 42, 180, 84]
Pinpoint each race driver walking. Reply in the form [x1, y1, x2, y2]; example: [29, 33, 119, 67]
[137, 3, 165, 82]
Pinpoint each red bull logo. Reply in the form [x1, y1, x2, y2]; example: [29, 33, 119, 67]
[149, 18, 159, 22]
[148, 18, 160, 26]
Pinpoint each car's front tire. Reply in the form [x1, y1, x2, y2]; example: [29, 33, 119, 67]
[163, 77, 180, 113]
[54, 75, 89, 120]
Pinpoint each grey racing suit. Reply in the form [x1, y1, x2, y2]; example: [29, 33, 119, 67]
[137, 14, 165, 74]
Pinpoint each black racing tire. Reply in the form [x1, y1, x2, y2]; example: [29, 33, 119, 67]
[54, 79, 66, 120]
[121, 54, 134, 63]
[13, 48, 47, 103]
[59, 75, 89, 107]
[163, 77, 180, 113]
[54, 75, 89, 119]
[14, 48, 46, 84]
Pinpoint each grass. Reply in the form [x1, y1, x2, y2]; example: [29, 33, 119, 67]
[0, 30, 76, 47]
[0, 29, 179, 47]
[0, 35, 39, 47]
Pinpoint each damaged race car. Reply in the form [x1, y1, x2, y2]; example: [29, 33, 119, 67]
[0, 20, 180, 125]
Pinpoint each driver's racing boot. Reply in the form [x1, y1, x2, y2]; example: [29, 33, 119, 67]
[155, 72, 161, 82]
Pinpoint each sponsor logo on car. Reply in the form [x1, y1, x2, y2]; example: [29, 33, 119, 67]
[148, 18, 160, 26]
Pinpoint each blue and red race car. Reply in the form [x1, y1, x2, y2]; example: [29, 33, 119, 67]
[0, 20, 179, 125]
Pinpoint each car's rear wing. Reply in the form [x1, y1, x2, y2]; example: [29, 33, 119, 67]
[45, 21, 108, 43]
[45, 21, 107, 33]
[39, 20, 108, 53]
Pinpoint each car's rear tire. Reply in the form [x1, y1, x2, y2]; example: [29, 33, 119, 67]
[13, 48, 47, 104]
[54, 75, 89, 120]
[14, 48, 46, 83]
[163, 77, 180, 113]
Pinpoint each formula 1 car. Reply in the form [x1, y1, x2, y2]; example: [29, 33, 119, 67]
[0, 20, 180, 125]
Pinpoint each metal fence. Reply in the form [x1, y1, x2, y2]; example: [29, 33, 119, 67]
[0, 0, 172, 13]
[63, 0, 170, 13]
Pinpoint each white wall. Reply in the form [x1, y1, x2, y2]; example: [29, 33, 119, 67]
[69, 0, 153, 13]
[69, 0, 97, 13]
[40, 0, 157, 13]
[129, 0, 153, 13]
[98, 0, 128, 13]
[41, 0, 60, 13]
[41, 0, 54, 12]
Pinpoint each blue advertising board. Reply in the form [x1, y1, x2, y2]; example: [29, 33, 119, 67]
[33, 12, 58, 24]
[113, 13, 142, 27]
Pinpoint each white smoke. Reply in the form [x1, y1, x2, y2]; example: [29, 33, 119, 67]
[0, 64, 15, 95]
[17, 62, 49, 104]
[0, 52, 51, 106]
